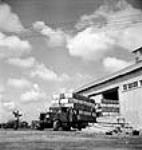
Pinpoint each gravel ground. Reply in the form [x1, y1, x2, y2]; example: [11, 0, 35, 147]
[0, 129, 142, 150]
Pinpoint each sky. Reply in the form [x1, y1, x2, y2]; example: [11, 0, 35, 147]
[0, 0, 142, 122]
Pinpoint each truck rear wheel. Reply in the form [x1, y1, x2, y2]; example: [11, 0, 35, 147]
[78, 126, 82, 131]
[39, 122, 44, 130]
[53, 120, 61, 131]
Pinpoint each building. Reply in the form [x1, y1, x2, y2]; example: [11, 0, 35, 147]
[75, 47, 142, 129]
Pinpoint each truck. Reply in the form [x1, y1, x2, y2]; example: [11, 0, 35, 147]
[38, 93, 101, 131]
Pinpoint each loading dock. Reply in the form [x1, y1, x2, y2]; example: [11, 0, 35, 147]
[75, 47, 142, 129]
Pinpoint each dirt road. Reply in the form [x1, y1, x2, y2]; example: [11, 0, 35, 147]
[0, 130, 142, 150]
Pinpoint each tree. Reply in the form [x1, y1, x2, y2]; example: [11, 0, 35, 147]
[12, 110, 22, 130]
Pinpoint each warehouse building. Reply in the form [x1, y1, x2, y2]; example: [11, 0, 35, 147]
[75, 47, 142, 129]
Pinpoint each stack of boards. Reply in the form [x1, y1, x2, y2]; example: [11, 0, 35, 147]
[51, 93, 96, 122]
[101, 99, 119, 114]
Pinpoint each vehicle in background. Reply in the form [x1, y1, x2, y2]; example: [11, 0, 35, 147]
[0, 120, 29, 129]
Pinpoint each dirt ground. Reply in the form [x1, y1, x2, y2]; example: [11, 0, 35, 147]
[0, 129, 142, 150]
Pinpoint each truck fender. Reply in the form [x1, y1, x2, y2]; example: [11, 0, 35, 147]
[53, 119, 61, 131]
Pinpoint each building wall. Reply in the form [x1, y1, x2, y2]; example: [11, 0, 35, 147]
[119, 75, 142, 129]
[78, 68, 142, 97]
[77, 68, 142, 129]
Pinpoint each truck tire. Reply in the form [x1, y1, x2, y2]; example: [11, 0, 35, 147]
[53, 120, 61, 131]
[39, 122, 44, 130]
[78, 126, 82, 131]
[77, 123, 82, 131]
[66, 125, 71, 131]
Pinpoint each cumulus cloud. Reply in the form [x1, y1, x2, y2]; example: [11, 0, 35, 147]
[33, 21, 67, 48]
[0, 85, 4, 93]
[67, 0, 142, 61]
[115, 24, 142, 50]
[7, 57, 36, 68]
[0, 84, 5, 101]
[67, 27, 114, 60]
[7, 78, 32, 89]
[75, 73, 92, 80]
[20, 84, 47, 103]
[54, 73, 92, 95]
[7, 56, 70, 82]
[0, 4, 32, 60]
[0, 85, 16, 121]
[30, 63, 58, 81]
[2, 101, 16, 111]
[0, 93, 3, 101]
[30, 63, 70, 82]
[0, 3, 24, 33]
[58, 73, 70, 82]
[103, 57, 131, 72]
[0, 32, 31, 59]
[0, 87, 4, 102]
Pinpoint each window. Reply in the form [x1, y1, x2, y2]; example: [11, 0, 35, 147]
[128, 81, 138, 89]
[133, 81, 138, 87]
[123, 84, 127, 91]
[139, 80, 142, 86]
[123, 81, 138, 91]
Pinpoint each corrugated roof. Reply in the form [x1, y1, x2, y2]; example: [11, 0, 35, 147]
[74, 61, 142, 93]
[132, 47, 142, 53]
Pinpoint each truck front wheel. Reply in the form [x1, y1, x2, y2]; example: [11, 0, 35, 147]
[53, 120, 61, 131]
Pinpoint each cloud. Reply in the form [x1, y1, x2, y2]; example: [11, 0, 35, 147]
[33, 21, 67, 48]
[0, 32, 31, 59]
[30, 63, 58, 81]
[76, 0, 142, 30]
[7, 56, 70, 82]
[7, 78, 32, 89]
[103, 57, 131, 72]
[2, 101, 16, 111]
[0, 3, 24, 33]
[67, 0, 142, 61]
[67, 27, 114, 61]
[115, 24, 142, 50]
[0, 84, 5, 101]
[0, 91, 3, 101]
[0, 93, 3, 101]
[30, 62, 70, 82]
[20, 84, 47, 103]
[75, 73, 92, 80]
[7, 54, 70, 82]
[7, 57, 36, 68]
[0, 85, 4, 93]
[58, 73, 70, 82]
[30, 62, 90, 84]
[54, 73, 92, 95]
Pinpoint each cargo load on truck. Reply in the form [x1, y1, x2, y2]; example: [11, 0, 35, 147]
[38, 93, 101, 131]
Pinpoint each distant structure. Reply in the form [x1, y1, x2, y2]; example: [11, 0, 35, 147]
[13, 110, 22, 130]
[132, 47, 142, 63]
[75, 47, 142, 129]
